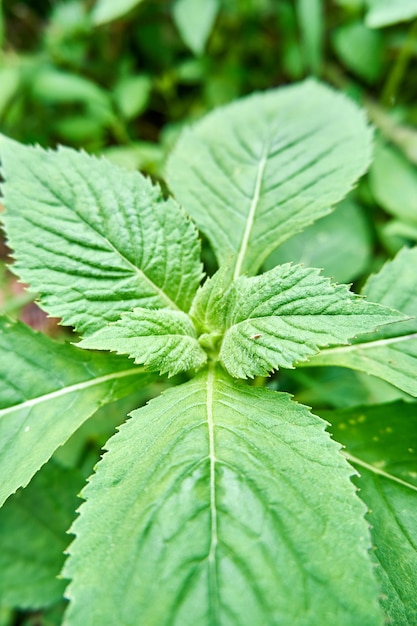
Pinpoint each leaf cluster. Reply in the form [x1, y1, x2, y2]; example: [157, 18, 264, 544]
[0, 76, 417, 626]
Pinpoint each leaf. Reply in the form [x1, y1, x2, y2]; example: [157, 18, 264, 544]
[332, 21, 383, 83]
[325, 402, 417, 624]
[369, 140, 417, 224]
[365, 0, 417, 28]
[0, 317, 149, 507]
[79, 308, 207, 376]
[172, 0, 220, 56]
[305, 247, 417, 396]
[32, 68, 111, 111]
[296, 0, 324, 75]
[0, 66, 20, 120]
[113, 74, 152, 120]
[166, 79, 372, 278]
[0, 461, 84, 609]
[91, 0, 145, 25]
[217, 263, 403, 379]
[264, 198, 372, 284]
[190, 264, 233, 335]
[0, 135, 203, 336]
[63, 368, 383, 626]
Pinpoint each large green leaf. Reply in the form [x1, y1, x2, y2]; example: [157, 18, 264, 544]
[305, 247, 417, 396]
[326, 402, 417, 624]
[166, 80, 372, 278]
[0, 135, 203, 336]
[63, 368, 383, 625]
[210, 263, 402, 379]
[366, 0, 417, 28]
[79, 308, 207, 376]
[0, 461, 83, 609]
[0, 317, 148, 506]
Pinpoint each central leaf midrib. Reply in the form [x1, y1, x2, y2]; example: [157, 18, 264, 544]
[206, 367, 220, 620]
[317, 332, 417, 356]
[0, 368, 142, 417]
[345, 452, 417, 493]
[233, 142, 270, 280]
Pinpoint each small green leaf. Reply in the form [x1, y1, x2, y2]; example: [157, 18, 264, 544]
[167, 80, 372, 278]
[0, 66, 20, 120]
[306, 247, 417, 396]
[333, 21, 384, 83]
[0, 461, 83, 609]
[218, 263, 403, 379]
[0, 135, 203, 335]
[63, 368, 383, 625]
[190, 264, 233, 336]
[366, 0, 417, 28]
[172, 0, 220, 56]
[113, 74, 151, 121]
[91, 0, 145, 25]
[0, 317, 149, 507]
[369, 140, 417, 224]
[326, 402, 417, 624]
[32, 68, 111, 112]
[79, 308, 207, 376]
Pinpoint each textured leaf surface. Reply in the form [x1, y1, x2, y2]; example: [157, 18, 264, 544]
[264, 198, 372, 283]
[0, 461, 83, 609]
[307, 247, 417, 396]
[190, 265, 233, 338]
[79, 308, 207, 376]
[218, 263, 402, 379]
[0, 317, 148, 506]
[91, 0, 144, 25]
[0, 135, 202, 336]
[366, 0, 417, 28]
[166, 80, 372, 278]
[327, 402, 417, 625]
[173, 0, 219, 56]
[63, 368, 383, 626]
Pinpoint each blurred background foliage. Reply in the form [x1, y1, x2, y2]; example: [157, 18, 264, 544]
[1, 1, 417, 623]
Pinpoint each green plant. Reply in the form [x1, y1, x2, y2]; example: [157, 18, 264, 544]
[1, 79, 416, 625]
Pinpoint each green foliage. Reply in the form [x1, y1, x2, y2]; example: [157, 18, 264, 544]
[0, 462, 84, 609]
[63, 368, 383, 626]
[91, 0, 145, 26]
[326, 402, 417, 624]
[79, 308, 207, 376]
[172, 0, 220, 56]
[366, 0, 417, 28]
[332, 21, 384, 83]
[370, 140, 417, 223]
[306, 247, 417, 397]
[0, 135, 203, 335]
[217, 263, 401, 378]
[0, 317, 150, 507]
[166, 80, 372, 277]
[264, 198, 372, 283]
[1, 11, 417, 622]
[296, 0, 324, 75]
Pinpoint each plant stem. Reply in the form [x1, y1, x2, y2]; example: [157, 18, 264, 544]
[381, 19, 417, 108]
